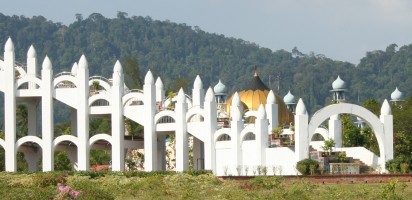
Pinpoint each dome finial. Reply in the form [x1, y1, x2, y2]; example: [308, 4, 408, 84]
[5, 37, 14, 52]
[155, 77, 164, 89]
[391, 87, 403, 101]
[27, 45, 36, 58]
[253, 64, 258, 77]
[177, 88, 185, 103]
[205, 87, 215, 102]
[71, 62, 78, 76]
[144, 70, 154, 85]
[194, 75, 203, 89]
[295, 98, 307, 115]
[267, 90, 276, 104]
[257, 104, 267, 119]
[381, 99, 392, 115]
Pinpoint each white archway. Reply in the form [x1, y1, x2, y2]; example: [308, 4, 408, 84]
[308, 103, 385, 162]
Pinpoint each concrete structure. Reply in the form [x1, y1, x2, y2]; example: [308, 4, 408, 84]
[0, 38, 394, 175]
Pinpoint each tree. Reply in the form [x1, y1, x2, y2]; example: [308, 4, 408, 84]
[322, 138, 335, 155]
[123, 56, 143, 89]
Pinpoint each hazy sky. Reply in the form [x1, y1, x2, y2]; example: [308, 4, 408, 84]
[2, 0, 412, 64]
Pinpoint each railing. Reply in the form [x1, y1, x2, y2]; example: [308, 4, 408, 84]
[157, 116, 175, 124]
[89, 76, 112, 85]
[91, 99, 110, 107]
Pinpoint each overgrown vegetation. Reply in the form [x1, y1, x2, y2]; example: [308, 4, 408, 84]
[0, 172, 410, 199]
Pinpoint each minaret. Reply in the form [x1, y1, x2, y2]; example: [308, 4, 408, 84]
[294, 98, 309, 162]
[77, 55, 90, 171]
[175, 88, 188, 171]
[4, 38, 17, 172]
[330, 76, 347, 103]
[111, 60, 125, 171]
[155, 77, 164, 111]
[41, 56, 54, 171]
[214, 80, 227, 111]
[143, 70, 157, 171]
[380, 99, 393, 171]
[26, 45, 38, 136]
[204, 87, 217, 173]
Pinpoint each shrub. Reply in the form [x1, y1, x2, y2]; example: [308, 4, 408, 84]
[296, 159, 319, 175]
[386, 156, 412, 173]
[247, 176, 283, 190]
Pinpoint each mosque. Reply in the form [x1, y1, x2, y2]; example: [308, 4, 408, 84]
[0, 38, 396, 175]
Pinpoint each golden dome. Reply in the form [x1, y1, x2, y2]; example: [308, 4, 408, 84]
[226, 68, 294, 125]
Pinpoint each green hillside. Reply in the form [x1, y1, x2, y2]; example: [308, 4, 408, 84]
[0, 12, 411, 115]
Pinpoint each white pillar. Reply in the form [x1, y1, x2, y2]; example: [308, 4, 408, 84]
[230, 106, 243, 173]
[255, 104, 268, 166]
[143, 70, 157, 171]
[266, 90, 278, 131]
[294, 99, 309, 162]
[155, 77, 164, 102]
[380, 99, 393, 171]
[328, 114, 342, 147]
[41, 56, 54, 171]
[204, 88, 217, 172]
[175, 88, 188, 171]
[111, 60, 125, 171]
[4, 38, 17, 172]
[77, 55, 90, 170]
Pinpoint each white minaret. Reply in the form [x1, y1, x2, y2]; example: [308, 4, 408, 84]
[111, 60, 125, 171]
[380, 99, 393, 171]
[27, 45, 38, 136]
[294, 98, 309, 162]
[230, 102, 243, 174]
[330, 76, 347, 103]
[255, 104, 268, 166]
[266, 90, 278, 131]
[155, 77, 165, 103]
[175, 88, 188, 171]
[143, 70, 157, 171]
[283, 91, 296, 114]
[204, 87, 217, 173]
[41, 56, 54, 171]
[4, 38, 17, 172]
[77, 55, 90, 170]
[390, 87, 403, 104]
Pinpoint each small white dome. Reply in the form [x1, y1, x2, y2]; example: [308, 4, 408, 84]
[193, 75, 203, 89]
[267, 90, 276, 104]
[113, 60, 123, 73]
[42, 56, 52, 70]
[391, 87, 403, 101]
[381, 99, 392, 115]
[71, 62, 78, 76]
[332, 76, 346, 90]
[155, 77, 164, 89]
[283, 91, 295, 104]
[213, 80, 227, 94]
[177, 88, 185, 103]
[5, 37, 14, 52]
[78, 54, 88, 69]
[295, 98, 307, 115]
[205, 87, 215, 102]
[144, 70, 154, 85]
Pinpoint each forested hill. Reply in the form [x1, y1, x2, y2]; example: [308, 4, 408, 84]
[0, 12, 411, 114]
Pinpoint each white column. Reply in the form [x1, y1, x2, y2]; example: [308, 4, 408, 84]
[204, 88, 217, 172]
[294, 99, 309, 162]
[77, 55, 90, 170]
[380, 99, 393, 171]
[111, 60, 125, 171]
[266, 90, 278, 131]
[4, 38, 17, 172]
[230, 106, 243, 173]
[255, 104, 268, 166]
[175, 88, 188, 171]
[143, 71, 157, 171]
[328, 114, 342, 147]
[41, 56, 54, 171]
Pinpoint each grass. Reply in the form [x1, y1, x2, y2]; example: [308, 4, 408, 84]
[0, 171, 411, 199]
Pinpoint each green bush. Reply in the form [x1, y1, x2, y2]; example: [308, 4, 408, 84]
[386, 156, 412, 173]
[296, 159, 319, 175]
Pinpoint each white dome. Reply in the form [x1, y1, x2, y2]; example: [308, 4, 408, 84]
[213, 80, 227, 94]
[332, 76, 346, 90]
[283, 91, 295, 104]
[391, 87, 403, 101]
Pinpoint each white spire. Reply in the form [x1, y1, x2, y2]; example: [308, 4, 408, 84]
[42, 55, 52, 70]
[381, 99, 392, 115]
[267, 90, 276, 104]
[155, 77, 164, 89]
[144, 70, 154, 85]
[113, 60, 123, 73]
[295, 98, 307, 115]
[27, 45, 36, 58]
[205, 87, 215, 102]
[193, 75, 203, 89]
[257, 104, 266, 119]
[78, 54, 88, 69]
[177, 88, 185, 103]
[5, 37, 14, 52]
[71, 62, 78, 76]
